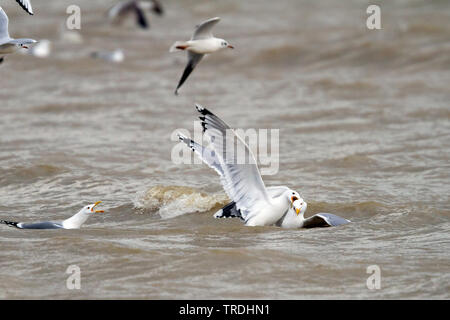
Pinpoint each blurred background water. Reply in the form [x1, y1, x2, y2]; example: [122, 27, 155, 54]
[0, 0, 449, 299]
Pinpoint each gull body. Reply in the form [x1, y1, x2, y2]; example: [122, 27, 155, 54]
[0, 6, 36, 62]
[177, 105, 302, 227]
[0, 202, 104, 230]
[170, 17, 234, 95]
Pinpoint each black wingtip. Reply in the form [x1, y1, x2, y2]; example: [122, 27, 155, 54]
[195, 104, 212, 115]
[174, 89, 179, 96]
[0, 220, 20, 228]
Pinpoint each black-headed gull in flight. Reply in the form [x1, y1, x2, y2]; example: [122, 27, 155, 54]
[107, 0, 163, 29]
[0, 202, 104, 229]
[170, 17, 234, 95]
[177, 105, 302, 227]
[0, 6, 36, 63]
[178, 131, 351, 229]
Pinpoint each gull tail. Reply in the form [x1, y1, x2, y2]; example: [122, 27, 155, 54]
[0, 220, 21, 228]
[169, 41, 189, 53]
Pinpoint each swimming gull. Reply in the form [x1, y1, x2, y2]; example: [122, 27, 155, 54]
[0, 202, 104, 229]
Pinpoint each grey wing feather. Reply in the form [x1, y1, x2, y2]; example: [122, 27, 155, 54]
[174, 52, 203, 95]
[316, 213, 350, 226]
[191, 17, 220, 40]
[303, 213, 350, 228]
[19, 221, 63, 229]
[177, 133, 223, 176]
[0, 7, 10, 41]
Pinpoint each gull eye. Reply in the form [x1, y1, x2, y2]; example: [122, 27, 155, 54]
[87, 207, 90, 209]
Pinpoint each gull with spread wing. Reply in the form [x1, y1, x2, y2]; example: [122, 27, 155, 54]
[177, 105, 302, 227]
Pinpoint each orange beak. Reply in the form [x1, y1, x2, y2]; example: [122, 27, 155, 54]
[227, 45, 234, 49]
[91, 201, 104, 213]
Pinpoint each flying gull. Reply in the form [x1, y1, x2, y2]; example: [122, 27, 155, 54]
[177, 105, 303, 227]
[170, 17, 234, 95]
[178, 132, 351, 228]
[0, 202, 104, 229]
[0, 6, 36, 63]
[107, 0, 163, 29]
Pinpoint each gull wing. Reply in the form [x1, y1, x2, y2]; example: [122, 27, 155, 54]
[191, 17, 220, 40]
[177, 133, 223, 176]
[0, 7, 10, 41]
[303, 213, 351, 228]
[174, 51, 204, 95]
[195, 104, 271, 221]
[16, 0, 33, 15]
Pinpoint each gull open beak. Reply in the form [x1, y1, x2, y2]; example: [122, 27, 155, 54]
[22, 46, 29, 49]
[227, 45, 234, 49]
[291, 196, 301, 215]
[92, 201, 104, 213]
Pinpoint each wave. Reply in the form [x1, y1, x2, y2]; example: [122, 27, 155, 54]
[134, 185, 229, 220]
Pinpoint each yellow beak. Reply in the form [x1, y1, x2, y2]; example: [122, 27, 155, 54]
[92, 201, 104, 213]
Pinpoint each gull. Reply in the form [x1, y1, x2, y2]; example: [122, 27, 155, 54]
[0, 6, 36, 63]
[90, 49, 124, 63]
[107, 0, 163, 29]
[278, 198, 351, 228]
[170, 17, 234, 95]
[11, 0, 33, 15]
[177, 104, 302, 227]
[0, 202, 104, 230]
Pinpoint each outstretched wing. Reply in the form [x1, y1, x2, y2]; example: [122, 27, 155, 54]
[191, 17, 220, 40]
[134, 4, 149, 29]
[196, 104, 271, 221]
[174, 52, 203, 95]
[303, 213, 350, 228]
[177, 133, 223, 176]
[0, 7, 10, 41]
[16, 0, 33, 15]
